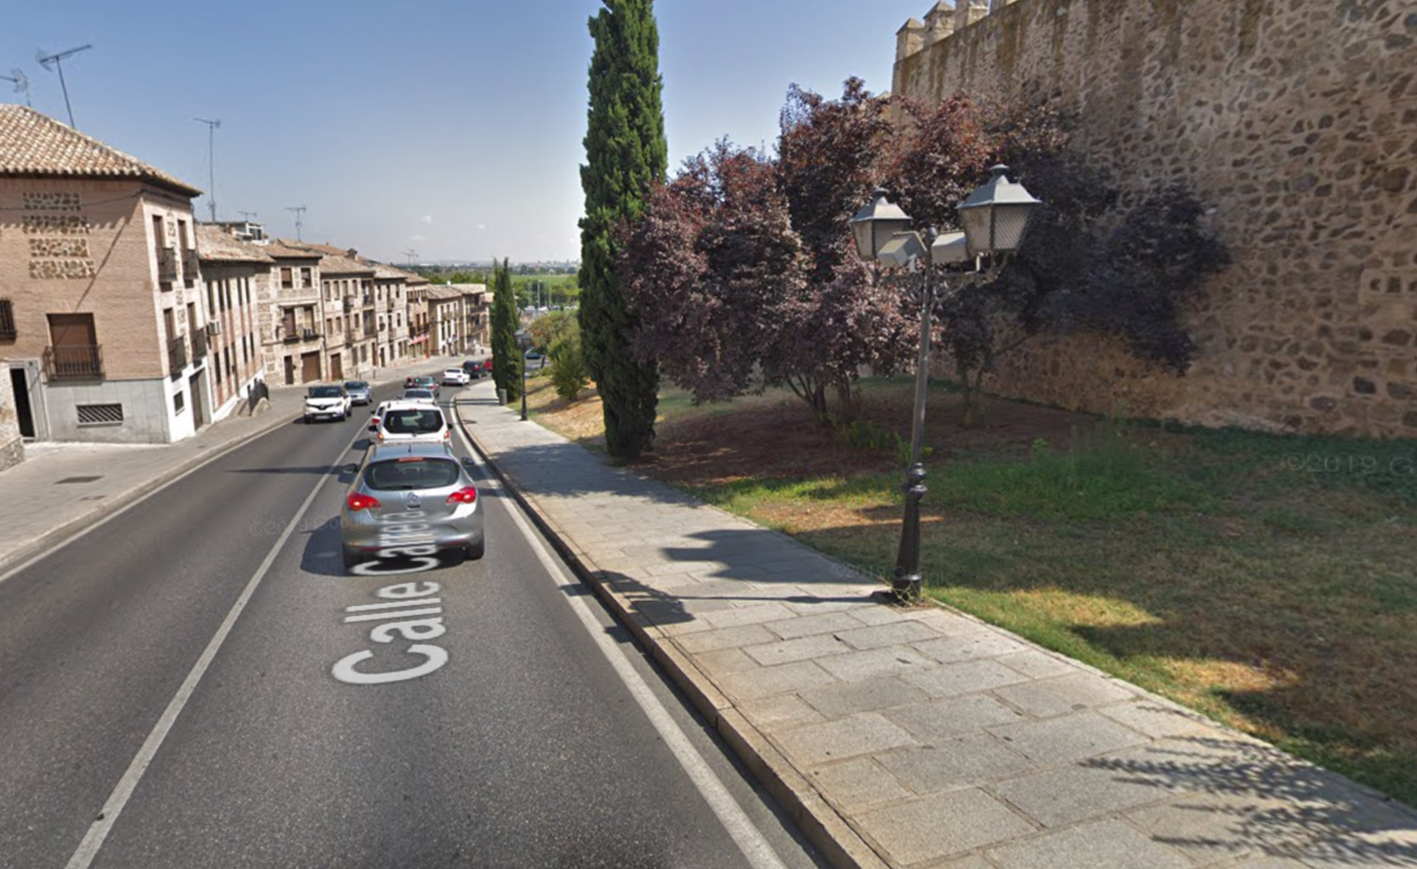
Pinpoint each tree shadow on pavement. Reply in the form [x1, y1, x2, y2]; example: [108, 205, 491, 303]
[1083, 734, 1417, 865]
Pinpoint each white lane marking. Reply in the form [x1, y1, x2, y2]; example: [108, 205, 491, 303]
[0, 413, 297, 586]
[485, 457, 789, 869]
[63, 433, 354, 869]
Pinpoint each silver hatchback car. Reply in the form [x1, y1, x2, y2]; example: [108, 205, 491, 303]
[340, 442, 485, 572]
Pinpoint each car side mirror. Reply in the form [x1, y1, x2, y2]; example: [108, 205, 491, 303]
[367, 423, 377, 432]
[341, 463, 359, 474]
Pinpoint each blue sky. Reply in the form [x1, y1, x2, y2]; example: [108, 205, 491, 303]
[3, 0, 935, 264]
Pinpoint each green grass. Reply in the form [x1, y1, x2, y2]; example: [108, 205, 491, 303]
[524, 374, 1417, 806]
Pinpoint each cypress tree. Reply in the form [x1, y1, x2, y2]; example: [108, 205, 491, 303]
[579, 0, 667, 460]
[491, 258, 522, 402]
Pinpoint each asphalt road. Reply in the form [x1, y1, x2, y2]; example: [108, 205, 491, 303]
[0, 381, 827, 869]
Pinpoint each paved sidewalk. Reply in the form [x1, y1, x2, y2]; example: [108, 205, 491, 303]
[455, 380, 1417, 869]
[0, 355, 469, 577]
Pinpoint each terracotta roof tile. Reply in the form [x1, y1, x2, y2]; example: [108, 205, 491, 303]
[0, 104, 202, 196]
[196, 225, 274, 264]
[319, 253, 375, 276]
[260, 241, 322, 260]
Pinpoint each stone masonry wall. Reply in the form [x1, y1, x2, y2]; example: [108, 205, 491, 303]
[0, 361, 23, 472]
[894, 0, 1417, 436]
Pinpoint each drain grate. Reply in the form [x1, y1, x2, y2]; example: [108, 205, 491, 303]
[56, 476, 103, 484]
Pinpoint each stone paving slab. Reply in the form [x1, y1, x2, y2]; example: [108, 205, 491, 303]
[462, 383, 1417, 868]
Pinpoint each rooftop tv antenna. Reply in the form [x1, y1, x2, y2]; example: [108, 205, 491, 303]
[0, 69, 30, 106]
[237, 210, 258, 222]
[36, 44, 92, 128]
[194, 117, 221, 222]
[402, 248, 418, 265]
[285, 205, 307, 241]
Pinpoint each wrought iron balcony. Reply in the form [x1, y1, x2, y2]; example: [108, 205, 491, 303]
[158, 247, 178, 282]
[191, 327, 208, 359]
[168, 336, 188, 372]
[43, 344, 103, 380]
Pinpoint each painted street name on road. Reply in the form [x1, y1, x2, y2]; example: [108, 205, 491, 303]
[332, 581, 449, 685]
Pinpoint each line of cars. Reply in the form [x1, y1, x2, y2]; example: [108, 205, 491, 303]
[302, 364, 491, 573]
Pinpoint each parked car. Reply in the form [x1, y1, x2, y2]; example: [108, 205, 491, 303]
[442, 367, 470, 386]
[304, 384, 351, 423]
[340, 441, 485, 570]
[344, 380, 372, 406]
[401, 388, 438, 404]
[461, 360, 485, 379]
[368, 400, 451, 446]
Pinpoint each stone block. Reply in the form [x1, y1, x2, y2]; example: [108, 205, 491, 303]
[774, 712, 917, 767]
[857, 789, 1036, 866]
[988, 711, 1149, 764]
[877, 733, 1037, 794]
[799, 677, 931, 719]
[986, 818, 1191, 869]
[886, 694, 1025, 744]
[903, 659, 1032, 698]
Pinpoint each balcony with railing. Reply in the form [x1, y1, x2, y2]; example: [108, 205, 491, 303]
[182, 248, 200, 284]
[44, 344, 103, 380]
[158, 247, 178, 283]
[191, 327, 208, 359]
[168, 336, 188, 372]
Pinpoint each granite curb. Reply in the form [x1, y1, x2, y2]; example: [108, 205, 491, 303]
[452, 389, 1417, 869]
[454, 397, 890, 869]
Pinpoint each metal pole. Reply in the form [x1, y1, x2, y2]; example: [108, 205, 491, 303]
[889, 261, 935, 604]
[520, 353, 528, 421]
[207, 122, 216, 222]
[55, 59, 74, 127]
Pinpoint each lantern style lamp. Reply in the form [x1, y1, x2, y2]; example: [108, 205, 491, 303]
[957, 165, 1041, 257]
[849, 189, 913, 262]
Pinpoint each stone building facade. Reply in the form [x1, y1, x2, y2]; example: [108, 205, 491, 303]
[0, 105, 213, 444]
[893, 0, 1417, 436]
[196, 224, 272, 420]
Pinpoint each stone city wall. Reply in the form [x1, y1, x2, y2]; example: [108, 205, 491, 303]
[894, 0, 1417, 436]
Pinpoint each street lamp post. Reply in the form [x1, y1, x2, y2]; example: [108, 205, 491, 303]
[515, 331, 531, 421]
[849, 166, 1039, 604]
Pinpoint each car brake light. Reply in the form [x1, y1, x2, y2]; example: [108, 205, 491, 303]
[443, 429, 451, 439]
[446, 487, 477, 505]
[347, 493, 381, 511]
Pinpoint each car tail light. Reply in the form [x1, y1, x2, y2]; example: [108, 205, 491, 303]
[446, 487, 477, 505]
[443, 429, 451, 440]
[347, 493, 381, 511]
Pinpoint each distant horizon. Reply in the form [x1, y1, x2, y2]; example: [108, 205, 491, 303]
[2, 0, 925, 262]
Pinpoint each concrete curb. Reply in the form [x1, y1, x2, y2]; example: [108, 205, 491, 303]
[456, 402, 890, 869]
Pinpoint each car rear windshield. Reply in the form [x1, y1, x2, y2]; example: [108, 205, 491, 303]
[344, 381, 367, 389]
[365, 458, 460, 490]
[382, 408, 444, 434]
[309, 386, 343, 398]
[403, 389, 434, 399]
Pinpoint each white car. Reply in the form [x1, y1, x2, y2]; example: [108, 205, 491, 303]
[367, 400, 451, 447]
[401, 388, 438, 404]
[304, 384, 351, 422]
[442, 367, 470, 386]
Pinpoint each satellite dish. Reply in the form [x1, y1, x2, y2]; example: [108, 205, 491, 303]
[36, 49, 52, 69]
[10, 68, 27, 90]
